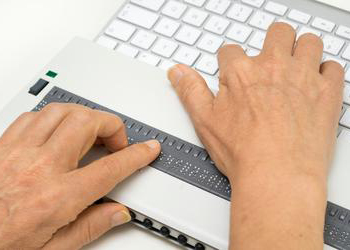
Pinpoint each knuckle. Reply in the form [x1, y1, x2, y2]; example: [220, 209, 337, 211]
[70, 109, 93, 124]
[42, 102, 64, 113]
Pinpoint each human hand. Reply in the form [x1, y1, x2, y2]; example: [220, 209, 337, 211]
[0, 104, 160, 250]
[168, 23, 344, 183]
[168, 23, 345, 249]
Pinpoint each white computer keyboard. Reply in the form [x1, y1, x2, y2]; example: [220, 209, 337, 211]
[96, 0, 350, 130]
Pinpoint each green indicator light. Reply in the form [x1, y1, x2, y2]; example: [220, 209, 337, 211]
[46, 71, 58, 78]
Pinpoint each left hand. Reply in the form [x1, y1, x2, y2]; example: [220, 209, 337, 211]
[0, 103, 160, 250]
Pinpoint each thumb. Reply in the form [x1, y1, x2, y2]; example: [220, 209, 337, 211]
[168, 64, 214, 125]
[44, 203, 131, 250]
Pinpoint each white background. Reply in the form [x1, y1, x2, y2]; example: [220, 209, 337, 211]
[0, 0, 180, 249]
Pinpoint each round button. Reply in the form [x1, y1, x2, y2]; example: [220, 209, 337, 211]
[160, 226, 170, 236]
[129, 210, 136, 220]
[177, 235, 187, 245]
[143, 218, 153, 229]
[195, 243, 205, 250]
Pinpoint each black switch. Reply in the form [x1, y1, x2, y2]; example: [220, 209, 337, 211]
[29, 79, 49, 96]
[195, 243, 205, 250]
[160, 226, 170, 236]
[178, 235, 188, 245]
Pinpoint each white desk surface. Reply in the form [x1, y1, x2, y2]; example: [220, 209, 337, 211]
[0, 0, 181, 249]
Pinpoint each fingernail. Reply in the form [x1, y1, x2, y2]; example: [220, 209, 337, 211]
[111, 210, 131, 227]
[168, 65, 184, 85]
[145, 140, 160, 149]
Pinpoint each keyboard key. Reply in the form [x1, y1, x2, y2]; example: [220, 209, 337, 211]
[227, 3, 253, 23]
[204, 16, 230, 35]
[105, 20, 136, 41]
[154, 18, 180, 37]
[175, 25, 202, 45]
[116, 44, 139, 58]
[118, 4, 159, 29]
[158, 60, 176, 70]
[96, 36, 118, 49]
[311, 17, 335, 33]
[277, 19, 298, 30]
[344, 84, 350, 105]
[196, 55, 219, 75]
[130, 0, 165, 11]
[264, 1, 288, 16]
[200, 73, 219, 92]
[246, 48, 261, 56]
[298, 27, 321, 38]
[131, 30, 157, 49]
[340, 109, 350, 128]
[242, 0, 265, 8]
[336, 25, 350, 40]
[249, 10, 275, 30]
[197, 33, 224, 53]
[323, 35, 344, 56]
[184, 0, 207, 7]
[346, 69, 350, 82]
[249, 31, 266, 50]
[162, 0, 187, 19]
[152, 38, 178, 58]
[324, 56, 347, 68]
[205, 0, 231, 15]
[138, 52, 161, 66]
[183, 8, 208, 27]
[342, 45, 350, 61]
[288, 9, 311, 24]
[226, 23, 253, 43]
[173, 46, 201, 66]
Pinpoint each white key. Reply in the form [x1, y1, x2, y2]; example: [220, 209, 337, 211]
[162, 1, 187, 19]
[346, 69, 350, 82]
[204, 16, 230, 35]
[196, 55, 219, 75]
[152, 38, 178, 58]
[342, 45, 350, 61]
[200, 73, 220, 93]
[118, 4, 159, 29]
[246, 48, 260, 57]
[288, 9, 311, 24]
[130, 0, 165, 11]
[249, 11, 275, 30]
[277, 19, 298, 30]
[96, 36, 118, 49]
[175, 25, 202, 45]
[205, 0, 231, 15]
[173, 46, 201, 66]
[158, 60, 176, 70]
[226, 23, 253, 43]
[105, 20, 136, 41]
[298, 27, 321, 38]
[249, 31, 266, 50]
[183, 8, 208, 27]
[242, 0, 265, 8]
[264, 1, 288, 16]
[336, 25, 350, 40]
[197, 33, 224, 53]
[311, 17, 335, 33]
[154, 18, 180, 37]
[323, 35, 345, 56]
[227, 3, 253, 23]
[138, 52, 161, 66]
[324, 56, 347, 68]
[184, 0, 207, 7]
[131, 30, 157, 49]
[340, 109, 350, 128]
[343, 84, 350, 104]
[116, 44, 139, 58]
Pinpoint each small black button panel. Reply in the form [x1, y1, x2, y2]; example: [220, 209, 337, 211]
[29, 79, 49, 96]
[33, 87, 350, 250]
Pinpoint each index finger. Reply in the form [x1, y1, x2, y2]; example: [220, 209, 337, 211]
[65, 140, 161, 209]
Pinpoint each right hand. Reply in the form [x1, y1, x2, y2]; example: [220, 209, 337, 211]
[168, 23, 344, 183]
